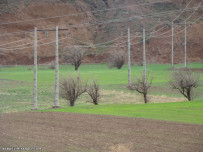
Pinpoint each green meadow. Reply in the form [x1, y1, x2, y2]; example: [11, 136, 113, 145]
[0, 63, 203, 123]
[42, 101, 203, 124]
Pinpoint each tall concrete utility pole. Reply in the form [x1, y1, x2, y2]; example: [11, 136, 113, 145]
[184, 22, 187, 68]
[171, 22, 174, 68]
[53, 26, 60, 108]
[143, 28, 146, 84]
[128, 28, 131, 86]
[32, 27, 37, 110]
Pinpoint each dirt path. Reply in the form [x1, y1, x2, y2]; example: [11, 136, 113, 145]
[0, 112, 203, 152]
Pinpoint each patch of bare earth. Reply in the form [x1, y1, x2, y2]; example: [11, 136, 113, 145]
[0, 112, 203, 152]
[100, 90, 185, 104]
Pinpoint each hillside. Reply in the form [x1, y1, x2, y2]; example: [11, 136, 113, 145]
[0, 0, 202, 65]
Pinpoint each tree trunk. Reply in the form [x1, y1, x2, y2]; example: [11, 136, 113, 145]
[186, 88, 192, 101]
[75, 65, 78, 71]
[93, 99, 98, 105]
[70, 101, 75, 106]
[187, 91, 191, 101]
[144, 93, 147, 104]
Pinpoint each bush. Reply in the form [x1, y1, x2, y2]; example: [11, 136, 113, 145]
[108, 51, 125, 69]
[48, 64, 55, 69]
[60, 75, 87, 106]
[169, 68, 200, 101]
[137, 62, 143, 66]
[27, 66, 32, 71]
[87, 80, 100, 105]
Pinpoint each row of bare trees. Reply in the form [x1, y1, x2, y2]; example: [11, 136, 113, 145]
[61, 47, 199, 104]
[60, 68, 199, 106]
[129, 68, 200, 103]
[60, 75, 99, 106]
[62, 47, 126, 70]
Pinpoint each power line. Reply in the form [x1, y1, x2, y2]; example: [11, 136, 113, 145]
[52, 13, 203, 48]
[0, 5, 201, 38]
[0, 10, 202, 51]
[71, 14, 202, 48]
[0, 37, 32, 47]
[0, 35, 70, 51]
[151, 0, 194, 34]
[151, 2, 202, 38]
[60, 7, 202, 28]
[139, 15, 202, 40]
[1, 15, 201, 51]
[68, 36, 129, 46]
[0, 37, 48, 49]
[0, 0, 170, 26]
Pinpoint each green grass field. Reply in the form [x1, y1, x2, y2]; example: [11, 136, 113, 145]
[0, 63, 203, 123]
[42, 100, 203, 124]
[0, 63, 202, 85]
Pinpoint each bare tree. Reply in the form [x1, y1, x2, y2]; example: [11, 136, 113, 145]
[169, 68, 199, 101]
[87, 80, 100, 105]
[129, 74, 152, 103]
[108, 51, 125, 69]
[60, 75, 87, 106]
[63, 46, 85, 71]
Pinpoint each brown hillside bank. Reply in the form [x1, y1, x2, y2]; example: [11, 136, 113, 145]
[0, 0, 202, 65]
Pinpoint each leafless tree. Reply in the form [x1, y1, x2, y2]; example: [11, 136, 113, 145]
[129, 74, 152, 103]
[108, 51, 125, 69]
[169, 68, 200, 101]
[87, 80, 100, 105]
[63, 46, 85, 71]
[60, 75, 87, 106]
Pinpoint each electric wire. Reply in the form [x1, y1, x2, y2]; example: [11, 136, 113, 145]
[0, 5, 201, 38]
[0, 0, 170, 26]
[151, 2, 202, 38]
[150, 0, 194, 34]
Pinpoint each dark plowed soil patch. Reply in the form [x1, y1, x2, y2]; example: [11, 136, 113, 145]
[0, 112, 203, 152]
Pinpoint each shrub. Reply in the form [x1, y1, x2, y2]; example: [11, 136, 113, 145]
[137, 62, 143, 66]
[48, 64, 55, 69]
[60, 75, 87, 106]
[87, 80, 100, 105]
[27, 66, 32, 71]
[108, 51, 125, 69]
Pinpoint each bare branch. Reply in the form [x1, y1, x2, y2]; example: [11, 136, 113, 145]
[63, 46, 85, 71]
[87, 80, 100, 105]
[169, 68, 200, 101]
[129, 74, 153, 103]
[60, 75, 87, 106]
